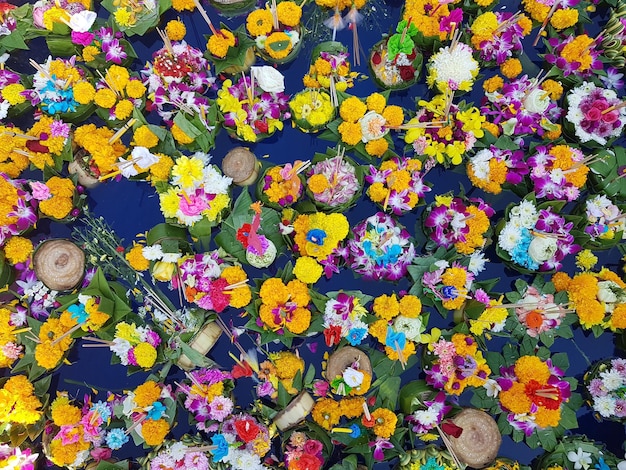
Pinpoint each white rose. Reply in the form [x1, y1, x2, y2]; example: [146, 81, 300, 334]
[251, 66, 285, 93]
[528, 236, 558, 263]
[69, 10, 97, 32]
[597, 281, 619, 304]
[523, 88, 550, 114]
[359, 111, 389, 143]
[342, 367, 364, 388]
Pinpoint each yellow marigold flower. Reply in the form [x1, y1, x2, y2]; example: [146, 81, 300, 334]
[373, 293, 399, 321]
[148, 154, 174, 184]
[294, 256, 323, 284]
[303, 74, 319, 88]
[482, 121, 500, 137]
[265, 31, 293, 59]
[308, 173, 329, 193]
[247, 9, 274, 36]
[499, 382, 532, 414]
[534, 407, 561, 428]
[500, 58, 522, 79]
[338, 121, 362, 146]
[541, 79, 563, 100]
[260, 277, 289, 305]
[561, 35, 593, 71]
[82, 45, 100, 62]
[340, 397, 365, 419]
[369, 319, 388, 342]
[115, 99, 134, 120]
[39, 196, 73, 220]
[207, 29, 236, 58]
[382, 105, 404, 127]
[94, 88, 117, 109]
[517, 15, 533, 35]
[385, 340, 416, 362]
[34, 341, 65, 370]
[366, 93, 387, 114]
[165, 19, 187, 41]
[368, 182, 388, 203]
[51, 396, 82, 426]
[475, 0, 495, 7]
[273, 351, 304, 379]
[483, 75, 504, 93]
[442, 267, 467, 288]
[515, 355, 550, 384]
[609, 304, 626, 331]
[277, 1, 302, 27]
[132, 125, 159, 148]
[399, 295, 422, 318]
[1, 83, 26, 105]
[577, 298, 605, 328]
[142, 418, 170, 446]
[126, 79, 146, 99]
[365, 138, 388, 158]
[288, 307, 311, 334]
[575, 250, 597, 271]
[71, 81, 95, 105]
[314, 58, 332, 76]
[134, 381, 162, 408]
[371, 408, 397, 438]
[4, 236, 33, 265]
[340, 96, 367, 123]
[134, 342, 157, 368]
[544, 124, 562, 141]
[125, 243, 149, 271]
[172, 0, 195, 11]
[171, 123, 194, 144]
[287, 278, 311, 306]
[550, 8, 578, 30]
[312, 398, 340, 430]
[471, 12, 498, 36]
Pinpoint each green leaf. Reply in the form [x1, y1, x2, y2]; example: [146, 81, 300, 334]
[329, 454, 358, 470]
[537, 428, 558, 451]
[377, 376, 401, 409]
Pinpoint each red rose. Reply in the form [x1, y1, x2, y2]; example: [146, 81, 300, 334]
[234, 418, 260, 443]
[255, 120, 269, 134]
[372, 51, 382, 66]
[407, 49, 417, 60]
[398, 66, 415, 82]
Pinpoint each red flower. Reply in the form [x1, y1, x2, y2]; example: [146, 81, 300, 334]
[323, 325, 342, 347]
[209, 278, 230, 313]
[237, 223, 252, 248]
[291, 453, 322, 470]
[525, 380, 562, 410]
[399, 66, 416, 82]
[372, 51, 382, 66]
[232, 360, 254, 378]
[255, 120, 269, 134]
[234, 418, 260, 443]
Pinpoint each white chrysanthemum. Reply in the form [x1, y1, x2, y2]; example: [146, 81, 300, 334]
[168, 442, 187, 461]
[427, 43, 479, 92]
[468, 251, 489, 275]
[593, 395, 617, 418]
[498, 223, 521, 252]
[142, 244, 163, 261]
[412, 407, 439, 426]
[203, 165, 232, 194]
[469, 150, 493, 180]
[110, 338, 132, 365]
[600, 369, 625, 391]
[161, 252, 182, 263]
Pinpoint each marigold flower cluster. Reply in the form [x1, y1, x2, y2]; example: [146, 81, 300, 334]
[261, 163, 304, 207]
[467, 146, 528, 194]
[109, 321, 163, 369]
[402, 0, 454, 40]
[26, 115, 70, 170]
[94, 65, 146, 121]
[470, 12, 532, 66]
[0, 375, 43, 426]
[34, 310, 78, 370]
[38, 176, 76, 220]
[553, 268, 626, 331]
[527, 144, 589, 202]
[256, 351, 305, 398]
[246, 3, 302, 61]
[496, 355, 571, 435]
[303, 49, 357, 91]
[257, 277, 312, 334]
[290, 90, 335, 131]
[0, 125, 29, 177]
[311, 396, 365, 430]
[73, 124, 129, 177]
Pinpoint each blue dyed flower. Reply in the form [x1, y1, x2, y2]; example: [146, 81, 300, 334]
[385, 327, 406, 351]
[348, 423, 361, 438]
[510, 229, 539, 270]
[441, 285, 458, 300]
[90, 401, 112, 422]
[106, 428, 129, 450]
[306, 229, 327, 245]
[210, 434, 229, 462]
[347, 327, 367, 346]
[68, 303, 88, 323]
[146, 401, 166, 420]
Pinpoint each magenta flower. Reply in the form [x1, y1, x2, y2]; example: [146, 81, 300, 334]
[369, 437, 393, 461]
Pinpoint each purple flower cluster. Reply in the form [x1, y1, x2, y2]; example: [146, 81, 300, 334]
[476, 12, 525, 65]
[527, 145, 586, 201]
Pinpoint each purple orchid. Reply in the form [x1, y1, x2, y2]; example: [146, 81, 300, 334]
[369, 438, 393, 461]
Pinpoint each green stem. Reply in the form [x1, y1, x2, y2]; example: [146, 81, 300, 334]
[570, 337, 592, 367]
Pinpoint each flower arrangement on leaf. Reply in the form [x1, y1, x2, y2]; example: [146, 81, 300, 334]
[369, 19, 423, 90]
[36, 175, 84, 222]
[177, 367, 235, 431]
[73, 26, 135, 67]
[321, 92, 403, 161]
[246, 1, 303, 64]
[43, 392, 118, 469]
[290, 211, 350, 283]
[306, 147, 363, 212]
[472, 347, 580, 451]
[0, 66, 32, 122]
[257, 160, 306, 209]
[533, 435, 622, 470]
[246, 270, 317, 346]
[25, 114, 72, 171]
[544, 34, 602, 80]
[0, 174, 39, 246]
[303, 41, 358, 97]
[504, 276, 574, 346]
[426, 38, 480, 94]
[404, 94, 485, 166]
[252, 349, 309, 400]
[527, 144, 590, 202]
[470, 11, 532, 67]
[580, 194, 626, 249]
[369, 292, 428, 367]
[114, 379, 176, 447]
[321, 290, 372, 347]
[102, 0, 171, 36]
[346, 212, 416, 282]
[423, 194, 494, 255]
[401, 0, 458, 47]
[521, 0, 583, 41]
[423, 332, 490, 395]
[420, 260, 478, 315]
[94, 64, 146, 126]
[206, 413, 272, 470]
[205, 24, 256, 76]
[72, 122, 130, 180]
[564, 81, 626, 147]
[172, 252, 251, 312]
[31, 0, 94, 34]
[0, 375, 43, 433]
[584, 358, 626, 423]
[26, 55, 95, 122]
[157, 153, 232, 239]
[552, 267, 626, 335]
[496, 196, 582, 273]
[216, 67, 290, 143]
[480, 74, 563, 139]
[143, 436, 213, 470]
[289, 88, 335, 133]
[366, 156, 431, 215]
[0, 125, 31, 177]
[466, 145, 528, 195]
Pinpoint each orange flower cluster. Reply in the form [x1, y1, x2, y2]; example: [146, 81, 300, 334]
[258, 277, 311, 334]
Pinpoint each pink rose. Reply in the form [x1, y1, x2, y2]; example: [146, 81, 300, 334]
[303, 439, 324, 457]
[591, 99, 609, 111]
[602, 111, 619, 124]
[90, 447, 112, 462]
[584, 107, 602, 121]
